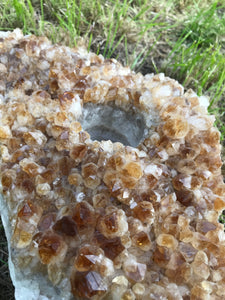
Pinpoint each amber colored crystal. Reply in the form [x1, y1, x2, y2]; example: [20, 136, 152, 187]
[82, 162, 100, 189]
[175, 189, 195, 207]
[177, 159, 196, 175]
[179, 142, 200, 159]
[70, 121, 82, 133]
[19, 159, 42, 177]
[16, 230, 33, 248]
[74, 78, 87, 97]
[107, 155, 124, 170]
[105, 86, 118, 102]
[121, 290, 135, 300]
[35, 90, 50, 99]
[72, 201, 96, 229]
[69, 143, 87, 160]
[120, 175, 137, 189]
[167, 251, 186, 271]
[70, 271, 107, 299]
[213, 181, 225, 196]
[132, 231, 152, 251]
[68, 173, 82, 186]
[153, 245, 171, 267]
[190, 285, 209, 300]
[23, 130, 47, 147]
[132, 201, 155, 225]
[98, 209, 128, 239]
[191, 250, 210, 280]
[190, 176, 203, 190]
[74, 245, 103, 272]
[49, 79, 59, 91]
[93, 193, 109, 208]
[11, 149, 25, 163]
[18, 201, 38, 219]
[156, 233, 178, 250]
[53, 112, 68, 126]
[163, 214, 179, 236]
[162, 117, 189, 139]
[59, 91, 74, 104]
[0, 125, 11, 138]
[172, 174, 202, 191]
[99, 212, 118, 234]
[94, 230, 125, 260]
[21, 179, 35, 193]
[41, 169, 55, 183]
[172, 174, 188, 191]
[58, 156, 75, 176]
[195, 153, 222, 172]
[122, 162, 143, 179]
[146, 174, 158, 189]
[38, 233, 65, 264]
[49, 68, 58, 79]
[56, 131, 70, 151]
[203, 128, 220, 147]
[53, 216, 78, 236]
[1, 172, 13, 189]
[165, 261, 189, 285]
[8, 137, 21, 152]
[214, 197, 225, 211]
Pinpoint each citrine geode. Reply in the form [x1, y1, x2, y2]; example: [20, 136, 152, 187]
[1, 29, 225, 300]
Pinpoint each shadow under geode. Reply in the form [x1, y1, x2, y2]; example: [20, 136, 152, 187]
[0, 218, 14, 300]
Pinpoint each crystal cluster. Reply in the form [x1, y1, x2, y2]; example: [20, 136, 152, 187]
[1, 29, 225, 300]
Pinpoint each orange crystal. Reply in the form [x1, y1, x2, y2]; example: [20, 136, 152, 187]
[53, 216, 78, 236]
[70, 271, 108, 299]
[38, 233, 67, 264]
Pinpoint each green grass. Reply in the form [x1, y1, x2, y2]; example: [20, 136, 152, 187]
[0, 219, 14, 300]
[162, 1, 225, 130]
[0, 1, 225, 298]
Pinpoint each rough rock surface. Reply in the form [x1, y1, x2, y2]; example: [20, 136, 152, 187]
[1, 29, 225, 300]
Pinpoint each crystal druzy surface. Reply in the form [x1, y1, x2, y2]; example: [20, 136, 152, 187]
[1, 29, 225, 300]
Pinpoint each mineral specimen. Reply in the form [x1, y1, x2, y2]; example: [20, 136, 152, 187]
[1, 29, 225, 300]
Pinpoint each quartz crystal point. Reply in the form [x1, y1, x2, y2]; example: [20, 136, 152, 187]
[1, 29, 225, 300]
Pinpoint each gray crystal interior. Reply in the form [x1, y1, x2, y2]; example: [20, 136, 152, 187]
[81, 104, 146, 147]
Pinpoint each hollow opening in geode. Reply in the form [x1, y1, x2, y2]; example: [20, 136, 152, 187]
[81, 104, 146, 147]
